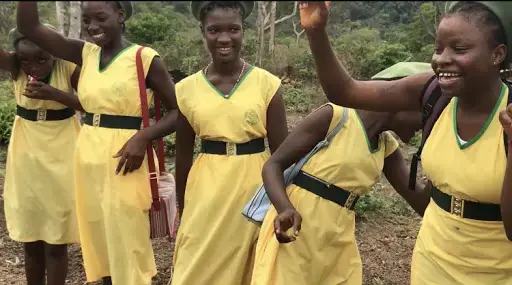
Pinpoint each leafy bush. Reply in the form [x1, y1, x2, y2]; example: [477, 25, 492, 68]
[0, 80, 14, 144]
[0, 100, 16, 144]
[282, 86, 317, 113]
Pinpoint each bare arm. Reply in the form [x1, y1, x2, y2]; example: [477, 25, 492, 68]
[53, 66, 85, 111]
[301, 2, 433, 113]
[0, 49, 18, 79]
[501, 139, 512, 240]
[382, 149, 431, 216]
[17, 2, 84, 66]
[262, 105, 332, 213]
[266, 87, 288, 154]
[498, 109, 512, 240]
[138, 56, 179, 142]
[175, 111, 196, 217]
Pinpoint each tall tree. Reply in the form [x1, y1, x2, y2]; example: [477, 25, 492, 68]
[56, 1, 69, 36]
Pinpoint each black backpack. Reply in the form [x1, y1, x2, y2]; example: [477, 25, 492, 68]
[408, 76, 512, 190]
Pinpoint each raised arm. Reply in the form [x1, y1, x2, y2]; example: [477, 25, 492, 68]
[262, 104, 333, 242]
[17, 2, 84, 66]
[300, 1, 434, 113]
[0, 49, 18, 79]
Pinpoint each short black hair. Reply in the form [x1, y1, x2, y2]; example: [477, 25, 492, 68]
[446, 2, 506, 49]
[199, 1, 244, 26]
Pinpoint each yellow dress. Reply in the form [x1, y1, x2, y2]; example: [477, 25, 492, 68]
[3, 59, 80, 244]
[75, 42, 158, 284]
[172, 66, 281, 285]
[411, 84, 512, 284]
[251, 103, 399, 285]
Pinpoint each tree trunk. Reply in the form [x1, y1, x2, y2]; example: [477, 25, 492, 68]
[56, 1, 69, 36]
[68, 1, 81, 39]
[257, 1, 267, 66]
[292, 18, 305, 45]
[268, 1, 276, 55]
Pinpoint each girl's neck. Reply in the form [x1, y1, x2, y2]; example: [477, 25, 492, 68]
[458, 76, 503, 114]
[210, 58, 243, 76]
[101, 36, 131, 57]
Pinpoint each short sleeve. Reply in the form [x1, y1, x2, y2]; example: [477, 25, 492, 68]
[381, 131, 399, 158]
[82, 41, 100, 63]
[141, 47, 159, 79]
[262, 69, 281, 107]
[64, 59, 78, 77]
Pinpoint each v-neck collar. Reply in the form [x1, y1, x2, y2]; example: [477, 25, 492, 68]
[201, 65, 255, 99]
[98, 43, 135, 73]
[452, 82, 506, 149]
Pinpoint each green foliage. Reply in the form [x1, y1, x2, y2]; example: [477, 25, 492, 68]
[355, 183, 415, 216]
[0, 80, 15, 144]
[0, 102, 15, 144]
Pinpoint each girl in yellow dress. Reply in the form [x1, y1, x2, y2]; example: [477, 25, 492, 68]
[300, 1, 512, 284]
[172, 1, 288, 284]
[16, 1, 179, 285]
[251, 103, 429, 285]
[1, 25, 80, 285]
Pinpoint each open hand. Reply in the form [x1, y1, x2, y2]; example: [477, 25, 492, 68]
[23, 81, 57, 100]
[499, 103, 512, 146]
[298, 1, 331, 30]
[274, 208, 302, 243]
[114, 132, 148, 175]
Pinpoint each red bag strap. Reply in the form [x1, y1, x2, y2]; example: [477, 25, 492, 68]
[135, 46, 161, 210]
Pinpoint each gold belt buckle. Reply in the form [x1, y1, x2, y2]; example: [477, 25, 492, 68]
[92, 113, 101, 127]
[37, 109, 47, 121]
[451, 196, 464, 217]
[226, 142, 236, 156]
[344, 192, 358, 209]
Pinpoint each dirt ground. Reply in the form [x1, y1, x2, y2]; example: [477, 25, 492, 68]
[0, 113, 423, 285]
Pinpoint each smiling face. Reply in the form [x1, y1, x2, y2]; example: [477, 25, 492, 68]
[15, 39, 54, 80]
[432, 12, 506, 97]
[82, 1, 124, 47]
[201, 7, 244, 63]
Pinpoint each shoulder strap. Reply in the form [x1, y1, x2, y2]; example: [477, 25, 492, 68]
[135, 46, 162, 210]
[324, 107, 349, 142]
[290, 107, 349, 176]
[408, 76, 450, 190]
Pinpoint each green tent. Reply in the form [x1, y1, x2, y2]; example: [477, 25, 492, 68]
[371, 62, 432, 81]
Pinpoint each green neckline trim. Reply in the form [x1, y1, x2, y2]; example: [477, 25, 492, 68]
[201, 65, 255, 99]
[453, 82, 506, 149]
[354, 111, 380, 154]
[98, 43, 136, 73]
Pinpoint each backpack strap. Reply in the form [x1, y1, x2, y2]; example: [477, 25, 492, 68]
[408, 76, 450, 190]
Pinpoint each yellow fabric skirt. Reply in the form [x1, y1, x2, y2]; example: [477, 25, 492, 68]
[74, 125, 157, 285]
[4, 116, 80, 244]
[251, 184, 362, 285]
[411, 201, 512, 285]
[171, 152, 267, 285]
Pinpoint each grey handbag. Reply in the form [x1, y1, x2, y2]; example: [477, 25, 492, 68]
[242, 107, 349, 225]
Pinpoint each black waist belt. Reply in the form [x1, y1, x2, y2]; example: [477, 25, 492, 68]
[200, 138, 265, 156]
[16, 105, 75, 121]
[431, 186, 502, 221]
[293, 170, 359, 210]
[83, 112, 142, 130]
